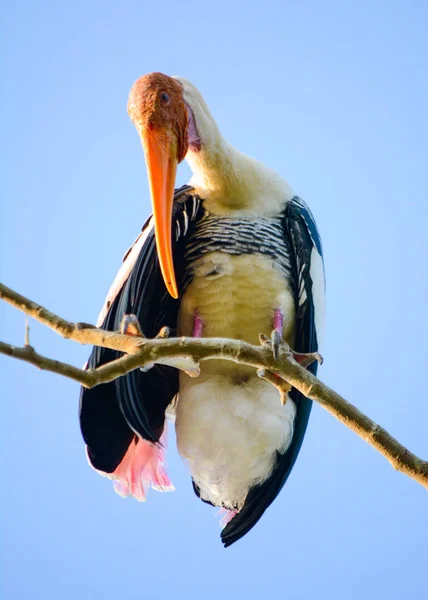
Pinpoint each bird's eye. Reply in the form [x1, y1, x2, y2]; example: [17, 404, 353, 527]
[159, 91, 170, 106]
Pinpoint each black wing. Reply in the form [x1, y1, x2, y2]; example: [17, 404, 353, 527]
[221, 195, 325, 547]
[79, 186, 204, 473]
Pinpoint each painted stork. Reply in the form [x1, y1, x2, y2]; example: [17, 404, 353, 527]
[79, 72, 325, 547]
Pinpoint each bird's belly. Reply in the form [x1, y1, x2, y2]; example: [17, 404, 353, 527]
[175, 252, 296, 510]
[178, 252, 295, 376]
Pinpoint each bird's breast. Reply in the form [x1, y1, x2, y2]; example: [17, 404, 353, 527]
[178, 213, 295, 345]
[178, 250, 295, 382]
[179, 250, 294, 334]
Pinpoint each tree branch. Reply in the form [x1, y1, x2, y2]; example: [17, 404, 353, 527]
[0, 340, 95, 385]
[1, 281, 427, 490]
[0, 282, 144, 353]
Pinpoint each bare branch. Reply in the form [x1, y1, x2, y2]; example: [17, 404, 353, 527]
[0, 341, 94, 386]
[1, 281, 427, 491]
[0, 281, 145, 353]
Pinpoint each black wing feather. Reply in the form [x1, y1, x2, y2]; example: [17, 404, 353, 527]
[79, 186, 203, 473]
[221, 196, 325, 547]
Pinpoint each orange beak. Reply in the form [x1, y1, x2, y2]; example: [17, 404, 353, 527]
[141, 127, 179, 299]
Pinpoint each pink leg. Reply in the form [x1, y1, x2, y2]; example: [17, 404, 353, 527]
[273, 307, 283, 332]
[90, 426, 174, 502]
[193, 311, 203, 337]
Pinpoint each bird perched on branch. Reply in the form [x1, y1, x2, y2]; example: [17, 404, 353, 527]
[80, 72, 325, 546]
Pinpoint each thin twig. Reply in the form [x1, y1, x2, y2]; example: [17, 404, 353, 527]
[0, 341, 94, 386]
[0, 281, 144, 353]
[25, 316, 30, 346]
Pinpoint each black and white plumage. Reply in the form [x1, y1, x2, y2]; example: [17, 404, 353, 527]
[79, 73, 325, 547]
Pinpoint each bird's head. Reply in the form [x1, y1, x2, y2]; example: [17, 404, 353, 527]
[128, 72, 201, 299]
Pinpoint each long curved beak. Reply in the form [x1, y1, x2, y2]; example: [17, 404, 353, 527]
[141, 128, 179, 299]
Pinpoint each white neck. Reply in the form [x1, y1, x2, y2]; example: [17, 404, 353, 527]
[174, 76, 294, 216]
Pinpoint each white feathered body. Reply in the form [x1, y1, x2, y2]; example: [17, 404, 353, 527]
[176, 249, 297, 510]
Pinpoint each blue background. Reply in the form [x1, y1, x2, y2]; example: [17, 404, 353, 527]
[1, 1, 427, 598]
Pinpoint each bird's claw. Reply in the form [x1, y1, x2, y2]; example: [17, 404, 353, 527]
[156, 326, 171, 339]
[259, 330, 323, 367]
[120, 314, 144, 337]
[292, 350, 323, 368]
[257, 368, 292, 405]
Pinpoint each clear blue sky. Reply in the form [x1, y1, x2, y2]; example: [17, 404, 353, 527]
[1, 1, 427, 598]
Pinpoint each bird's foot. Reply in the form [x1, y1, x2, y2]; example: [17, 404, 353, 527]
[119, 316, 200, 378]
[258, 332, 323, 405]
[156, 326, 171, 339]
[121, 314, 144, 337]
[120, 315, 154, 372]
[156, 323, 200, 376]
[256, 368, 292, 405]
[292, 349, 323, 368]
[258, 332, 323, 367]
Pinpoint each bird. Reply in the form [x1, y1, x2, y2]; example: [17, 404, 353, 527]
[79, 72, 325, 547]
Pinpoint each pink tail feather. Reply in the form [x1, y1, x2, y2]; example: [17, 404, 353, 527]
[89, 426, 174, 502]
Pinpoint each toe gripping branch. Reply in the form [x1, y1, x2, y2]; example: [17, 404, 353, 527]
[120, 314, 200, 377]
[257, 331, 323, 405]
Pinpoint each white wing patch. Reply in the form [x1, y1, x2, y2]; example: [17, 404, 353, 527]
[309, 246, 326, 347]
[299, 276, 308, 305]
[96, 219, 154, 327]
